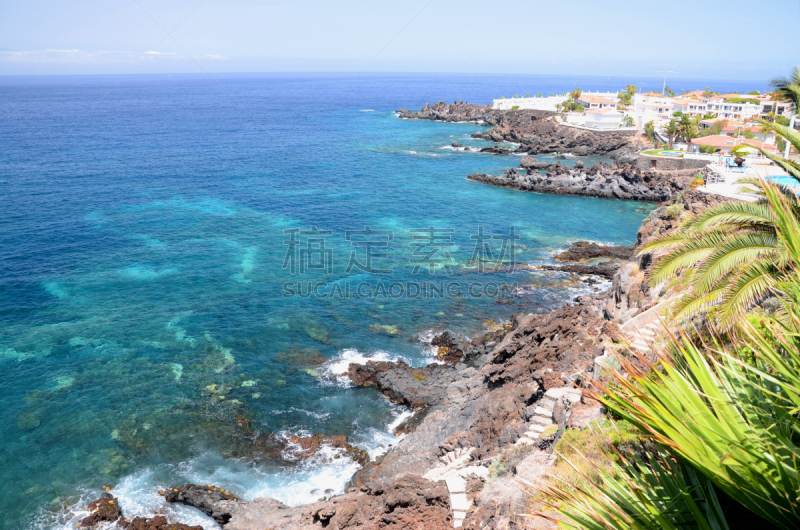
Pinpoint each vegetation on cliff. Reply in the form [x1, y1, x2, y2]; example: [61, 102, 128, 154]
[528, 70, 800, 529]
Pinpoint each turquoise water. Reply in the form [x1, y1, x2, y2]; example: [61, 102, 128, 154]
[0, 73, 661, 528]
[767, 175, 800, 188]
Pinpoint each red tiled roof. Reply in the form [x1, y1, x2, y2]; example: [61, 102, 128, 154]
[578, 94, 616, 104]
[690, 135, 778, 152]
[585, 109, 622, 115]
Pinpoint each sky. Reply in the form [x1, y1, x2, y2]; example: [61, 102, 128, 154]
[0, 0, 797, 80]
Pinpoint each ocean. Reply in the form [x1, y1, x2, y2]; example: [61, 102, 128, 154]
[0, 72, 753, 528]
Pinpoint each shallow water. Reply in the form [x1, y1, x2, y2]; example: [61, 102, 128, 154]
[0, 73, 672, 528]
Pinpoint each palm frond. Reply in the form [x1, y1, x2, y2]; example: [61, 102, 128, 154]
[686, 202, 775, 231]
[694, 232, 780, 292]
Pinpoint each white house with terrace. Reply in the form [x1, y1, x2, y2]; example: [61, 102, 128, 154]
[584, 108, 626, 129]
[490, 91, 619, 111]
[576, 94, 618, 110]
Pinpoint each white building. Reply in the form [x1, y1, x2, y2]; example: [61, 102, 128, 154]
[491, 95, 567, 111]
[576, 94, 618, 110]
[671, 98, 708, 116]
[704, 97, 761, 121]
[584, 109, 625, 129]
[629, 92, 676, 128]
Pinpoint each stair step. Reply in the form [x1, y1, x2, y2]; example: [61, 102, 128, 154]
[539, 397, 557, 409]
[639, 329, 656, 337]
[529, 424, 546, 433]
[645, 322, 660, 330]
[533, 406, 552, 417]
[531, 415, 554, 426]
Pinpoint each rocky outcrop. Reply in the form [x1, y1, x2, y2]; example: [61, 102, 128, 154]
[123, 516, 203, 530]
[346, 360, 460, 409]
[471, 110, 637, 157]
[80, 493, 123, 528]
[397, 101, 498, 123]
[161, 476, 453, 530]
[79, 492, 202, 530]
[164, 484, 240, 524]
[398, 102, 643, 158]
[469, 163, 676, 202]
[554, 241, 633, 263]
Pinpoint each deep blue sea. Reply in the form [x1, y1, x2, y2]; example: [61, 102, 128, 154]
[0, 73, 754, 528]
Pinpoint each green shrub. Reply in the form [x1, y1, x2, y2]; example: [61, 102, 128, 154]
[487, 442, 536, 482]
[724, 97, 760, 105]
[510, 105, 519, 111]
[699, 144, 716, 154]
[665, 203, 684, 219]
[691, 172, 704, 190]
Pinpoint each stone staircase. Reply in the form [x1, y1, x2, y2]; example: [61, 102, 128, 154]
[515, 387, 581, 446]
[628, 321, 660, 356]
[423, 447, 489, 528]
[426, 387, 582, 527]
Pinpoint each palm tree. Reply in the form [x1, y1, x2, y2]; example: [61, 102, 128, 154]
[639, 189, 798, 328]
[770, 66, 800, 112]
[678, 114, 698, 145]
[638, 88, 800, 329]
[754, 105, 800, 181]
[663, 119, 680, 149]
[530, 182, 800, 530]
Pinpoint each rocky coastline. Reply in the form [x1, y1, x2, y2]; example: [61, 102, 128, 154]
[74, 100, 730, 530]
[399, 101, 704, 202]
[76, 188, 711, 529]
[397, 101, 638, 158]
[468, 162, 680, 202]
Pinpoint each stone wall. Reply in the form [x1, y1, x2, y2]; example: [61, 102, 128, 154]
[636, 155, 709, 171]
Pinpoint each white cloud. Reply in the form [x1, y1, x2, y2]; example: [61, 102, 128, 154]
[0, 49, 226, 64]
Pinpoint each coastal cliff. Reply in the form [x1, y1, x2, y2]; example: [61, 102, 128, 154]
[79, 191, 732, 529]
[398, 101, 640, 158]
[74, 102, 729, 529]
[399, 101, 704, 202]
[468, 162, 679, 202]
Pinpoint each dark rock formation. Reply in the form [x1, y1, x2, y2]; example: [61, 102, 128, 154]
[161, 476, 452, 530]
[346, 360, 460, 409]
[80, 493, 123, 527]
[469, 163, 676, 202]
[483, 302, 620, 390]
[286, 434, 371, 466]
[472, 110, 637, 157]
[164, 484, 240, 524]
[397, 101, 496, 123]
[555, 241, 633, 262]
[79, 493, 202, 530]
[398, 102, 642, 158]
[478, 145, 512, 155]
[123, 516, 203, 530]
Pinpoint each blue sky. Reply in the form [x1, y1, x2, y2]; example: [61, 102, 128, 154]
[0, 0, 797, 79]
